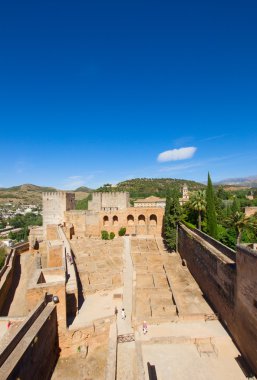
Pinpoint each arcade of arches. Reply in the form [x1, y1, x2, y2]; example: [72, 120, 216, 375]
[99, 207, 164, 235]
[103, 213, 157, 226]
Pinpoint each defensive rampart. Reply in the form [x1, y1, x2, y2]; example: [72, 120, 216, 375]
[0, 298, 58, 380]
[178, 224, 257, 376]
[0, 243, 29, 313]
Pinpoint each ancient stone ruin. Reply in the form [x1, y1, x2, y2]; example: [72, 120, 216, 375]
[0, 191, 256, 379]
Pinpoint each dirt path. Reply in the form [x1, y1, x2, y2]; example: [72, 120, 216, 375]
[116, 236, 135, 380]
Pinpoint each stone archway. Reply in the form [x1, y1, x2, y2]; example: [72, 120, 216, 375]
[103, 216, 109, 226]
[113, 215, 118, 226]
[138, 214, 146, 225]
[150, 214, 157, 226]
[127, 214, 134, 226]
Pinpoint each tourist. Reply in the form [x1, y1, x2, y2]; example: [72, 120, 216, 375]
[121, 308, 126, 320]
[7, 320, 11, 329]
[114, 306, 118, 318]
[143, 321, 148, 334]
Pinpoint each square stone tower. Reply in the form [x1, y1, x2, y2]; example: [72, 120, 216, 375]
[42, 192, 75, 237]
[88, 192, 129, 211]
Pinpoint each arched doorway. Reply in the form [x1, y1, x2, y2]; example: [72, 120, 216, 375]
[103, 216, 109, 226]
[113, 215, 118, 226]
[127, 214, 134, 226]
[138, 214, 146, 225]
[150, 214, 157, 226]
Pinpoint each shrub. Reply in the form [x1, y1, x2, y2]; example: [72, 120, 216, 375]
[0, 246, 7, 269]
[109, 232, 115, 240]
[101, 230, 109, 240]
[118, 227, 126, 236]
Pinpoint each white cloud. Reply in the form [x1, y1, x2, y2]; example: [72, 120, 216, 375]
[157, 147, 197, 163]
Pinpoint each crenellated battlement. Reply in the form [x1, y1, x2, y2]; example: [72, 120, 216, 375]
[42, 192, 75, 238]
[88, 191, 130, 211]
[42, 191, 72, 198]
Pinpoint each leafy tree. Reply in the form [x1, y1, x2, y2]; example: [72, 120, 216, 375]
[188, 190, 206, 230]
[75, 194, 92, 210]
[101, 230, 109, 240]
[118, 227, 126, 236]
[227, 211, 257, 245]
[8, 213, 42, 228]
[206, 173, 218, 239]
[216, 186, 228, 200]
[109, 232, 115, 240]
[231, 197, 240, 214]
[0, 246, 7, 269]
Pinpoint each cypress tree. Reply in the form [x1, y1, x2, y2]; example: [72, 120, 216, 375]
[164, 189, 182, 251]
[206, 172, 218, 238]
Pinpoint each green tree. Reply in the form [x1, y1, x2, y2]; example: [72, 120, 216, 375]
[75, 194, 92, 210]
[164, 189, 182, 251]
[206, 173, 218, 239]
[0, 246, 7, 269]
[101, 230, 109, 240]
[118, 227, 126, 236]
[189, 190, 206, 230]
[109, 232, 115, 240]
[227, 211, 257, 245]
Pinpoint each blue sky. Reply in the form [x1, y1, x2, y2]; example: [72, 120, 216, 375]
[0, 0, 257, 189]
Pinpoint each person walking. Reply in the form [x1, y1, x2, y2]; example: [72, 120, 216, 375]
[121, 308, 126, 320]
[143, 321, 148, 334]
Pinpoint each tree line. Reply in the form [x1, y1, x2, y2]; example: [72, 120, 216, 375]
[164, 173, 257, 251]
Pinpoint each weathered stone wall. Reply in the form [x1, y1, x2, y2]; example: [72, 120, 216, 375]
[43, 192, 75, 237]
[29, 226, 44, 249]
[178, 224, 257, 376]
[234, 246, 257, 375]
[27, 272, 67, 330]
[0, 243, 29, 315]
[88, 192, 130, 211]
[191, 228, 236, 261]
[101, 192, 130, 210]
[88, 192, 102, 211]
[46, 240, 64, 268]
[46, 224, 60, 240]
[65, 207, 164, 237]
[65, 210, 89, 236]
[0, 302, 58, 380]
[245, 206, 257, 217]
[178, 224, 236, 316]
[0, 250, 17, 314]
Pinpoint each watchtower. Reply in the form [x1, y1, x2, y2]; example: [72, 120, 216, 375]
[42, 192, 75, 237]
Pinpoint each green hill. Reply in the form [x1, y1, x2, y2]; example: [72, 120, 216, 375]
[74, 186, 93, 192]
[0, 184, 58, 206]
[97, 178, 205, 199]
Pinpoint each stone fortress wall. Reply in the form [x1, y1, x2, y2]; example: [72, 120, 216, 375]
[0, 298, 58, 380]
[42, 192, 75, 237]
[178, 223, 257, 376]
[88, 191, 130, 211]
[42, 191, 165, 237]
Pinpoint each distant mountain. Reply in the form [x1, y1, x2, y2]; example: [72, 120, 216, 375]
[0, 184, 92, 206]
[0, 184, 58, 206]
[74, 186, 93, 192]
[0, 184, 57, 192]
[97, 178, 205, 198]
[216, 175, 257, 188]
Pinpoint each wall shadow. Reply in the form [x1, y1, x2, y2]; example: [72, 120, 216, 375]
[147, 362, 158, 380]
[1, 254, 21, 316]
